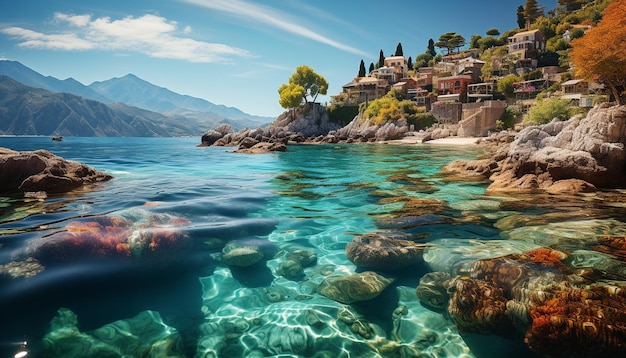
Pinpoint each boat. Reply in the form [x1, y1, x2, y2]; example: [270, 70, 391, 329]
[52, 136, 63, 141]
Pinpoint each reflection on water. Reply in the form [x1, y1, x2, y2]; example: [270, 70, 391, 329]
[0, 137, 625, 357]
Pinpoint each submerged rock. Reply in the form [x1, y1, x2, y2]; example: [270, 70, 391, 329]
[0, 147, 112, 194]
[317, 271, 395, 304]
[345, 232, 429, 270]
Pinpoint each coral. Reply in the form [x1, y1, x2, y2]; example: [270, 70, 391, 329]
[346, 232, 429, 270]
[526, 285, 626, 357]
[593, 236, 626, 261]
[447, 278, 512, 334]
[522, 247, 567, 267]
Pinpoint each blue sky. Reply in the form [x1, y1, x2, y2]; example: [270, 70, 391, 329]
[0, 0, 558, 117]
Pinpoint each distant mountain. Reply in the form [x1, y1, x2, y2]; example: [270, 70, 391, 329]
[89, 74, 273, 125]
[0, 75, 218, 137]
[0, 60, 111, 103]
[0, 60, 274, 130]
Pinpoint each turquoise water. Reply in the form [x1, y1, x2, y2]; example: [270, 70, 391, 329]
[1, 136, 625, 357]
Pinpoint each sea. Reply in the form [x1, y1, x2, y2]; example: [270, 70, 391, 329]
[1, 136, 625, 358]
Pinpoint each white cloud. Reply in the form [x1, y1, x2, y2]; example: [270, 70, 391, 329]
[182, 0, 370, 57]
[0, 13, 252, 63]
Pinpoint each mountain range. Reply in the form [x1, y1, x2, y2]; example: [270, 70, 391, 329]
[0, 60, 274, 137]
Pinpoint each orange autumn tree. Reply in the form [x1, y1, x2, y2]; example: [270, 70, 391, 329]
[570, 0, 626, 105]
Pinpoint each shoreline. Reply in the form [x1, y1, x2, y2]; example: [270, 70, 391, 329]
[385, 135, 484, 146]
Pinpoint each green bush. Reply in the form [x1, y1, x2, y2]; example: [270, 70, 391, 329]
[327, 104, 359, 125]
[523, 98, 577, 126]
[498, 105, 520, 130]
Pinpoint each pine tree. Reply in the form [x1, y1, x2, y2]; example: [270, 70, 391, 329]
[517, 5, 526, 28]
[524, 0, 544, 28]
[358, 59, 366, 77]
[427, 38, 436, 57]
[395, 42, 404, 56]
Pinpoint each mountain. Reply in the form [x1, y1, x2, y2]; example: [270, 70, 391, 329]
[0, 75, 216, 137]
[0, 60, 274, 130]
[88, 74, 273, 126]
[0, 60, 111, 103]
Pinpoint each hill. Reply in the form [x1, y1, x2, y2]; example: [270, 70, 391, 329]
[0, 75, 209, 137]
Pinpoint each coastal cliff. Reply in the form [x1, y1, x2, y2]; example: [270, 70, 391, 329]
[443, 103, 626, 194]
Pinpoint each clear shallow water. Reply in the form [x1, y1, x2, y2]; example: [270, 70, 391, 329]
[1, 137, 625, 357]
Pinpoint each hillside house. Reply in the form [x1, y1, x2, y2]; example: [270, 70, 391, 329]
[341, 77, 389, 105]
[508, 29, 545, 70]
[467, 81, 497, 102]
[371, 56, 408, 84]
[561, 79, 593, 107]
[437, 75, 472, 102]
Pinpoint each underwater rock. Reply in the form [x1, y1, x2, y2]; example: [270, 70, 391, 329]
[317, 271, 395, 304]
[447, 278, 512, 334]
[42, 308, 184, 358]
[416, 272, 452, 311]
[275, 246, 318, 279]
[0, 257, 44, 279]
[221, 241, 265, 267]
[30, 211, 192, 265]
[345, 232, 429, 271]
[525, 285, 626, 357]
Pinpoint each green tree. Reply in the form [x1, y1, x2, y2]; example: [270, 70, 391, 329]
[470, 34, 482, 49]
[486, 28, 501, 36]
[517, 5, 526, 28]
[395, 42, 404, 56]
[369, 62, 375, 74]
[413, 53, 432, 69]
[523, 98, 576, 125]
[407, 56, 413, 70]
[358, 59, 366, 77]
[497, 74, 522, 99]
[435, 32, 466, 55]
[427, 38, 437, 57]
[277, 66, 328, 109]
[377, 49, 385, 68]
[558, 0, 582, 12]
[524, 0, 545, 28]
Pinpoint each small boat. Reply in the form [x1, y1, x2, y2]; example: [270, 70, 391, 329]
[52, 135, 63, 141]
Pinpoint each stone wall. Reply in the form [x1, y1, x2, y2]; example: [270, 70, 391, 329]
[458, 101, 506, 137]
[431, 102, 462, 124]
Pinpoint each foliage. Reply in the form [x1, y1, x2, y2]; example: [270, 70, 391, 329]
[538, 50, 561, 67]
[498, 74, 523, 98]
[517, 5, 526, 28]
[395, 42, 404, 56]
[358, 60, 366, 77]
[327, 102, 359, 125]
[524, 0, 545, 27]
[486, 28, 501, 36]
[559, 0, 583, 13]
[377, 50, 385, 68]
[414, 53, 432, 69]
[530, 16, 556, 38]
[570, 0, 626, 104]
[523, 98, 576, 125]
[469, 35, 482, 49]
[498, 105, 521, 130]
[435, 32, 466, 55]
[362, 91, 432, 128]
[278, 83, 305, 109]
[369, 62, 375, 74]
[278, 66, 328, 109]
[427, 38, 437, 57]
[524, 69, 544, 81]
[477, 36, 506, 51]
[481, 47, 515, 78]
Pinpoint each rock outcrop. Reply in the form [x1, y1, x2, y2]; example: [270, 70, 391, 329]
[443, 104, 626, 193]
[199, 103, 415, 152]
[0, 148, 112, 194]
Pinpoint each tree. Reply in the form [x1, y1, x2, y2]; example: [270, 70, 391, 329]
[369, 62, 375, 74]
[435, 32, 466, 55]
[524, 0, 545, 28]
[523, 98, 577, 125]
[427, 38, 437, 57]
[558, 0, 582, 12]
[407, 56, 413, 70]
[486, 28, 501, 36]
[517, 5, 526, 28]
[497, 74, 522, 99]
[358, 59, 366, 77]
[395, 42, 404, 56]
[377, 49, 385, 68]
[413, 53, 432, 69]
[470, 35, 482, 49]
[277, 65, 329, 109]
[570, 0, 626, 105]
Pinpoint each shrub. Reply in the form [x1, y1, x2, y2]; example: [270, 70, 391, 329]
[523, 98, 577, 126]
[498, 105, 520, 130]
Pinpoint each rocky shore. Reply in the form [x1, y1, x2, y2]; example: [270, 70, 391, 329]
[443, 103, 626, 194]
[0, 148, 112, 194]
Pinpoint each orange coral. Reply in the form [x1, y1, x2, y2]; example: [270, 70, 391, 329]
[523, 248, 566, 267]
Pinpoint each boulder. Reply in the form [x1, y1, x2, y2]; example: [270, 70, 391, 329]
[0, 148, 112, 194]
[316, 271, 394, 304]
[345, 232, 429, 270]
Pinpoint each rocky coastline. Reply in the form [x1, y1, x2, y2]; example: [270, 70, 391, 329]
[0, 147, 112, 195]
[443, 103, 626, 194]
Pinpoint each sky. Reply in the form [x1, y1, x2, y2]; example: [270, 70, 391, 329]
[0, 0, 558, 118]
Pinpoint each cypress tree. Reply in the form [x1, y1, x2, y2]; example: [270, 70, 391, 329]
[358, 59, 366, 77]
[516, 5, 526, 28]
[427, 39, 436, 57]
[395, 42, 404, 56]
[407, 56, 413, 70]
[369, 62, 375, 74]
[377, 49, 385, 68]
